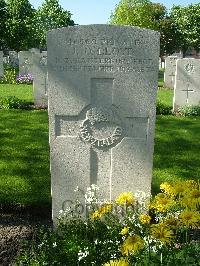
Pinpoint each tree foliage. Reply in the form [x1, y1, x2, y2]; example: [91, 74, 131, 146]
[0, 0, 8, 49]
[110, 0, 174, 55]
[170, 4, 200, 53]
[110, 0, 200, 56]
[110, 0, 165, 29]
[5, 0, 36, 51]
[34, 0, 74, 48]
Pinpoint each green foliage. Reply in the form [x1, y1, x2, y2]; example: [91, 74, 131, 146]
[5, 0, 36, 51]
[178, 105, 200, 117]
[34, 0, 74, 48]
[158, 17, 182, 56]
[109, 0, 180, 55]
[110, 1, 200, 56]
[0, 68, 18, 84]
[170, 4, 200, 53]
[0, 96, 30, 109]
[110, 0, 165, 29]
[156, 100, 172, 115]
[0, 0, 8, 48]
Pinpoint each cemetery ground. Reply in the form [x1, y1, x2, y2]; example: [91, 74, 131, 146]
[0, 82, 200, 264]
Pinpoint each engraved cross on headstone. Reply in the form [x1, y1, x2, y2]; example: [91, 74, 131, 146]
[22, 57, 31, 74]
[169, 72, 175, 85]
[182, 83, 194, 103]
[55, 78, 149, 201]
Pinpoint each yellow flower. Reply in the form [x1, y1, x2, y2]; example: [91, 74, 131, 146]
[120, 235, 144, 256]
[150, 223, 174, 245]
[99, 203, 112, 215]
[151, 193, 175, 212]
[178, 209, 200, 228]
[91, 210, 101, 220]
[173, 180, 198, 196]
[181, 188, 200, 209]
[115, 192, 135, 206]
[185, 180, 198, 190]
[164, 217, 178, 228]
[91, 204, 112, 220]
[104, 258, 129, 266]
[160, 182, 174, 196]
[139, 214, 151, 224]
[120, 227, 129, 235]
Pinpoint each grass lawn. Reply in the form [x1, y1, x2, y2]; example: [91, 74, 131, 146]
[0, 84, 34, 103]
[157, 88, 173, 106]
[158, 68, 164, 87]
[153, 115, 200, 194]
[0, 109, 50, 206]
[0, 84, 199, 206]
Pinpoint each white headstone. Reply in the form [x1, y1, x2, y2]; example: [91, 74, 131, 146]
[32, 51, 48, 106]
[8, 51, 19, 67]
[47, 25, 160, 221]
[173, 59, 200, 111]
[164, 56, 177, 88]
[18, 51, 33, 75]
[0, 51, 3, 78]
[159, 57, 162, 69]
[30, 48, 40, 54]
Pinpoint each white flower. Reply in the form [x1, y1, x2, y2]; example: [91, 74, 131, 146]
[78, 247, 89, 261]
[74, 186, 79, 192]
[91, 184, 99, 191]
[38, 242, 44, 248]
[53, 242, 57, 248]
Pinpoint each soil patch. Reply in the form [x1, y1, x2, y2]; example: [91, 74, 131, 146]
[0, 205, 52, 266]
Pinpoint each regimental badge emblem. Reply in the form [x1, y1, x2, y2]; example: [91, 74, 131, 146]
[40, 56, 47, 66]
[80, 107, 123, 148]
[184, 62, 195, 73]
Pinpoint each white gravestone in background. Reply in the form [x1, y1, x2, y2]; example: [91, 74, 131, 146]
[8, 51, 19, 67]
[18, 51, 33, 75]
[30, 48, 40, 54]
[0, 51, 3, 78]
[32, 51, 48, 106]
[173, 59, 200, 111]
[47, 25, 160, 222]
[164, 56, 177, 88]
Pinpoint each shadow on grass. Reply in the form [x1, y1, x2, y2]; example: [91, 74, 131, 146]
[0, 109, 51, 207]
[152, 115, 200, 194]
[1, 110, 200, 205]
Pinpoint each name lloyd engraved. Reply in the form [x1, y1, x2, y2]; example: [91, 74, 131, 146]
[80, 107, 123, 148]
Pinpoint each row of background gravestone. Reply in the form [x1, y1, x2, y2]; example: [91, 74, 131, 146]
[0, 49, 200, 111]
[0, 49, 48, 106]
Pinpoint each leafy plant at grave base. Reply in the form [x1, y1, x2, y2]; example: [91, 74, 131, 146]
[156, 100, 172, 115]
[16, 73, 33, 84]
[178, 105, 200, 117]
[16, 180, 200, 265]
[0, 68, 18, 84]
[0, 96, 31, 109]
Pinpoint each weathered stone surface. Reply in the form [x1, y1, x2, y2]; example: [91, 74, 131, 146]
[164, 56, 177, 88]
[173, 58, 200, 111]
[8, 51, 19, 67]
[47, 25, 160, 221]
[32, 51, 48, 106]
[18, 51, 33, 75]
[0, 51, 3, 78]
